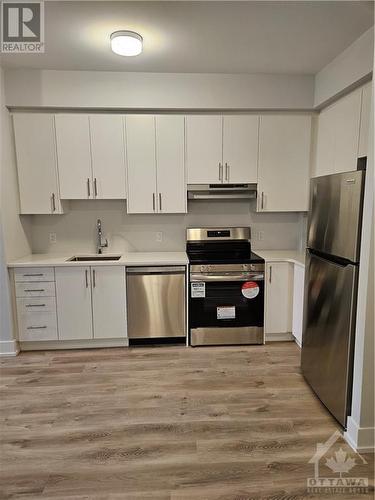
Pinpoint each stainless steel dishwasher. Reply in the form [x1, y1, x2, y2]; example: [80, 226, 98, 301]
[126, 266, 186, 339]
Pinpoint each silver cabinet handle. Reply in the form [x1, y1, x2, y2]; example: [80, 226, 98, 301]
[24, 289, 45, 292]
[225, 163, 229, 181]
[94, 178, 98, 197]
[159, 193, 162, 211]
[23, 273, 43, 277]
[92, 269, 96, 288]
[152, 193, 156, 212]
[27, 326, 47, 330]
[261, 192, 264, 210]
[269, 265, 272, 284]
[85, 269, 88, 288]
[51, 193, 56, 212]
[219, 163, 223, 181]
[87, 178, 91, 198]
[26, 304, 46, 308]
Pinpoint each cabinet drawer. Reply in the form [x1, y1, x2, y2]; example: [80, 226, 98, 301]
[16, 297, 56, 314]
[14, 267, 54, 282]
[18, 312, 58, 341]
[15, 282, 56, 298]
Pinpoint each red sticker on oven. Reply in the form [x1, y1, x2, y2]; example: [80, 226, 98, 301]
[242, 281, 259, 299]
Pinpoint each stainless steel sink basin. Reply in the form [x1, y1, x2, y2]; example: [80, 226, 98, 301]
[67, 255, 122, 262]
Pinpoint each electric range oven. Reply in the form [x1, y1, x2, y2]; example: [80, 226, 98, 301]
[186, 227, 265, 346]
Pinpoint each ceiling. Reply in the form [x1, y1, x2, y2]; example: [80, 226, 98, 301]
[1, 1, 373, 74]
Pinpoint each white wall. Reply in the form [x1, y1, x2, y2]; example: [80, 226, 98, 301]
[30, 200, 302, 254]
[0, 67, 31, 355]
[3, 70, 315, 110]
[314, 27, 374, 107]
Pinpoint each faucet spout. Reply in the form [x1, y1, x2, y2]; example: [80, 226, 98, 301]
[96, 218, 108, 254]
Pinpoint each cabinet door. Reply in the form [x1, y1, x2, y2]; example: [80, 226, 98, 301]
[292, 265, 305, 347]
[265, 262, 293, 335]
[258, 115, 311, 212]
[314, 106, 335, 177]
[156, 115, 186, 213]
[89, 115, 126, 199]
[223, 116, 259, 183]
[186, 116, 222, 184]
[13, 114, 63, 214]
[358, 82, 372, 159]
[333, 89, 361, 174]
[91, 266, 127, 339]
[55, 114, 93, 199]
[125, 115, 157, 214]
[55, 267, 93, 340]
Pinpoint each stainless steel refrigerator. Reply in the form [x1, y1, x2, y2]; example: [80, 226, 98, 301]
[301, 170, 365, 428]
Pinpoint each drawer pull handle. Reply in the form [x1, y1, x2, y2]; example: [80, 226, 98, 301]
[23, 274, 44, 277]
[25, 304, 46, 308]
[24, 289, 45, 292]
[27, 326, 47, 330]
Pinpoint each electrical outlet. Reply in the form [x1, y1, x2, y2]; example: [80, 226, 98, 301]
[49, 232, 57, 244]
[258, 231, 264, 241]
[156, 232, 163, 242]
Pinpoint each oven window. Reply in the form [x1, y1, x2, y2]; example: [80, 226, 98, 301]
[189, 280, 264, 328]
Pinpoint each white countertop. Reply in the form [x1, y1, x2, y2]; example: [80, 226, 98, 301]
[255, 250, 305, 267]
[7, 252, 189, 268]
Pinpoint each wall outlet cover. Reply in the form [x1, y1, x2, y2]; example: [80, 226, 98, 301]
[156, 232, 163, 242]
[49, 233, 57, 244]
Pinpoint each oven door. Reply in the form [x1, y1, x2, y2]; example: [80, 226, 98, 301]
[189, 272, 264, 345]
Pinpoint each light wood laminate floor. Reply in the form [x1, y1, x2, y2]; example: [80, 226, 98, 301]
[1, 342, 373, 499]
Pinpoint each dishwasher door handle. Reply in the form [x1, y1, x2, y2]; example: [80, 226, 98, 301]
[126, 266, 186, 275]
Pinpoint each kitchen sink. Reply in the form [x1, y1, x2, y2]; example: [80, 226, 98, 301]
[67, 255, 122, 262]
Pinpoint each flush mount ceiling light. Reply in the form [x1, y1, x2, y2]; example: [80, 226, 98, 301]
[110, 30, 143, 57]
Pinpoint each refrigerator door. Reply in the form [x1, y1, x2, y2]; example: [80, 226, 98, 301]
[307, 171, 364, 262]
[301, 250, 357, 427]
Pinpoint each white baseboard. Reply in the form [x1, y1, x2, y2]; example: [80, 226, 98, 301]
[293, 335, 302, 348]
[265, 332, 294, 342]
[20, 338, 129, 351]
[345, 416, 375, 453]
[0, 339, 20, 356]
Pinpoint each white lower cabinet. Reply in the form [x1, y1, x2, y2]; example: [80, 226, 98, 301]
[55, 266, 127, 341]
[292, 265, 305, 347]
[91, 266, 127, 339]
[55, 267, 93, 340]
[264, 262, 293, 336]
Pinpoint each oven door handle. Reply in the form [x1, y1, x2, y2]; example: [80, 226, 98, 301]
[190, 273, 264, 282]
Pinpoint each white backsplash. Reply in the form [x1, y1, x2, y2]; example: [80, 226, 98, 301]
[30, 199, 305, 254]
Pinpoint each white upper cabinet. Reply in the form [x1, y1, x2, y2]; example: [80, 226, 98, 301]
[13, 114, 64, 214]
[155, 115, 186, 213]
[89, 115, 126, 199]
[257, 115, 311, 212]
[55, 114, 93, 199]
[358, 82, 372, 159]
[91, 266, 127, 339]
[126, 115, 186, 214]
[314, 87, 362, 177]
[125, 115, 157, 214]
[186, 116, 223, 184]
[222, 116, 259, 183]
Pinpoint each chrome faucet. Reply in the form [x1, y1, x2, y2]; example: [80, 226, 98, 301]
[96, 219, 108, 254]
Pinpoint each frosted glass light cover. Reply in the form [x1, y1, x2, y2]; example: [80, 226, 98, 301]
[110, 31, 143, 56]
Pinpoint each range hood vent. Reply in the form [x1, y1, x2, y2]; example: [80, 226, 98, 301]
[188, 184, 257, 200]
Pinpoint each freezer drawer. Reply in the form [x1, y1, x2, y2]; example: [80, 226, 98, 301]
[126, 266, 186, 339]
[301, 251, 357, 427]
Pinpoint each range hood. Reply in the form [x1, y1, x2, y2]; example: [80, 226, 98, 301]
[188, 184, 257, 200]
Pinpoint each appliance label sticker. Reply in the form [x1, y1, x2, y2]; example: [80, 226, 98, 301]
[191, 282, 205, 298]
[242, 281, 259, 299]
[217, 306, 236, 319]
